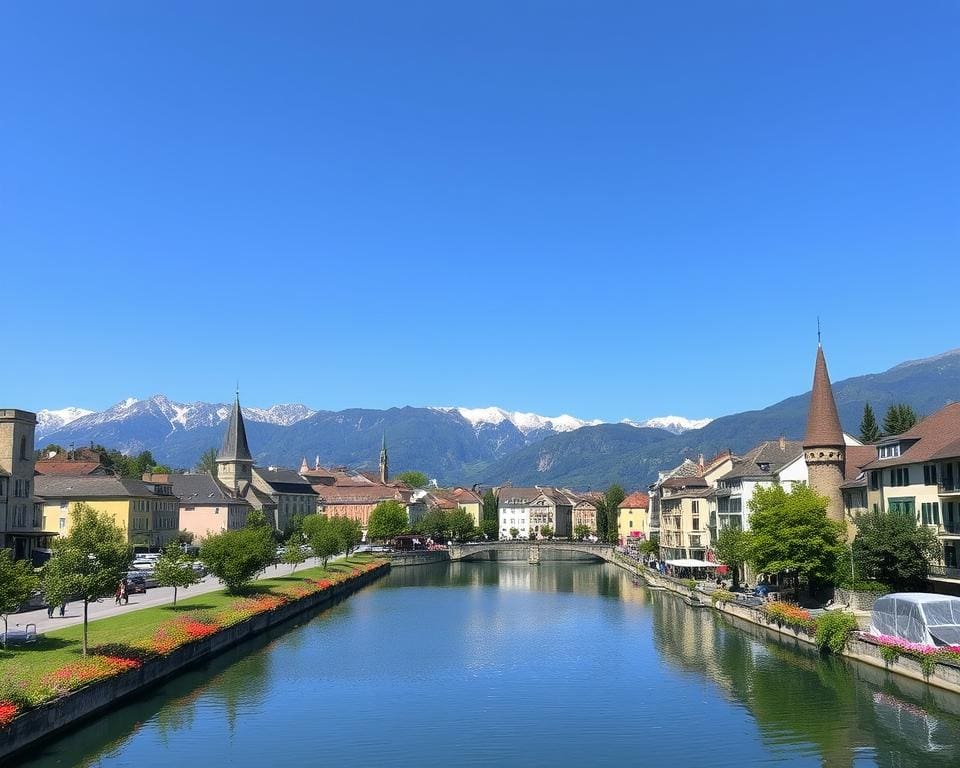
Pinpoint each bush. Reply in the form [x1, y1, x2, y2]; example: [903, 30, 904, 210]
[710, 589, 737, 605]
[684, 579, 697, 591]
[814, 611, 858, 654]
[762, 601, 816, 633]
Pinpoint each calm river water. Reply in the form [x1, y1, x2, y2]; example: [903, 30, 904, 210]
[20, 562, 960, 767]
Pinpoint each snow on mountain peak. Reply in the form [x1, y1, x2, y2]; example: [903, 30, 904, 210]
[36, 407, 95, 438]
[433, 406, 602, 435]
[623, 415, 713, 434]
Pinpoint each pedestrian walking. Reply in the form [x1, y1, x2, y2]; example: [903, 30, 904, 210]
[59, 602, 67, 617]
[47, 602, 54, 619]
[115, 581, 124, 605]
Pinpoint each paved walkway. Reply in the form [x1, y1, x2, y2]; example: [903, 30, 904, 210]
[10, 557, 332, 636]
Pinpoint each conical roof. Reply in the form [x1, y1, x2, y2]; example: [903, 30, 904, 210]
[804, 346, 844, 448]
[218, 396, 253, 463]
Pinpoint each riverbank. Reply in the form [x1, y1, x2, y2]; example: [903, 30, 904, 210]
[0, 557, 389, 765]
[612, 553, 960, 696]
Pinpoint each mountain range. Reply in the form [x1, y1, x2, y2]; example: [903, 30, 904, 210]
[34, 347, 960, 489]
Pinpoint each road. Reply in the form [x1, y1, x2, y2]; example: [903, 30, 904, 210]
[10, 556, 333, 636]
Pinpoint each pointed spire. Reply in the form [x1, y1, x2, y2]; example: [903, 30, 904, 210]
[315, 455, 321, 470]
[299, 456, 309, 474]
[218, 395, 253, 462]
[804, 345, 844, 447]
[379, 433, 388, 484]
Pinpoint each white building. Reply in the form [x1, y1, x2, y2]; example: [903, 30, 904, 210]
[497, 487, 572, 539]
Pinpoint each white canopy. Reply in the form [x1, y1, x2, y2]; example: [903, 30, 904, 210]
[870, 593, 960, 646]
[665, 558, 716, 568]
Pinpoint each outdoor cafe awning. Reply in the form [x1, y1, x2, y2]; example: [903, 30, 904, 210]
[665, 558, 717, 568]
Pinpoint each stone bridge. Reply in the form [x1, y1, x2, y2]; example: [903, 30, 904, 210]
[447, 540, 616, 564]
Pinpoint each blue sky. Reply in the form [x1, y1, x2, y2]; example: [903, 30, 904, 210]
[2, 2, 958, 421]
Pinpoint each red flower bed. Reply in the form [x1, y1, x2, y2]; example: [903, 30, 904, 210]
[41, 656, 142, 695]
[0, 700, 17, 728]
[149, 616, 220, 654]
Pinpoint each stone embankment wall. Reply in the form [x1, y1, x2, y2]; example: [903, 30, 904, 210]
[389, 551, 451, 567]
[834, 587, 882, 612]
[0, 564, 389, 765]
[613, 554, 960, 696]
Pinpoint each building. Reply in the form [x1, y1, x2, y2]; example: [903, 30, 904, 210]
[803, 344, 847, 523]
[451, 487, 483, 527]
[647, 458, 702, 541]
[35, 448, 111, 476]
[658, 452, 735, 562]
[166, 472, 251, 540]
[497, 487, 573, 539]
[569, 492, 599, 536]
[0, 409, 49, 561]
[35, 474, 180, 549]
[252, 467, 318, 533]
[616, 491, 650, 543]
[857, 402, 960, 591]
[305, 459, 425, 529]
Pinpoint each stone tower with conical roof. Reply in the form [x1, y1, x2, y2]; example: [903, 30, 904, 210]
[217, 395, 254, 494]
[379, 434, 388, 485]
[803, 345, 846, 522]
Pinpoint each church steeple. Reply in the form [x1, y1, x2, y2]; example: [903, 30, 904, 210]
[217, 395, 254, 493]
[802, 344, 846, 522]
[379, 434, 388, 484]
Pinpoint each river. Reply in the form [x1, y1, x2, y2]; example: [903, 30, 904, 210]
[19, 561, 960, 767]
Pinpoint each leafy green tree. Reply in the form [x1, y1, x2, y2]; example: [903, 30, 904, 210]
[0, 549, 40, 649]
[852, 508, 940, 590]
[199, 526, 275, 594]
[747, 484, 846, 593]
[416, 508, 449, 539]
[330, 515, 363, 555]
[479, 519, 499, 539]
[882, 403, 919, 436]
[639, 534, 659, 556]
[447, 507, 475, 541]
[245, 509, 270, 529]
[196, 447, 219, 477]
[154, 540, 200, 607]
[713, 527, 751, 591]
[509, 527, 519, 540]
[859, 403, 880, 443]
[574, 523, 590, 540]
[367, 500, 408, 541]
[395, 471, 429, 488]
[151, 464, 173, 474]
[594, 498, 608, 544]
[481, 489, 498, 525]
[540, 524, 554, 539]
[303, 514, 341, 567]
[282, 533, 309, 573]
[604, 485, 626, 543]
[42, 503, 132, 654]
[174, 529, 195, 545]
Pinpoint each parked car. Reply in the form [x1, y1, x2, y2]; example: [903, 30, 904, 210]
[124, 574, 147, 594]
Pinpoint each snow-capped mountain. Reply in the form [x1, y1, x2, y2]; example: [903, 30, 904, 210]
[36, 407, 95, 439]
[623, 415, 713, 434]
[432, 406, 603, 435]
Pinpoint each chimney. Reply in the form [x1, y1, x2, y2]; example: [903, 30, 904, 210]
[779, 435, 786, 450]
[698, 453, 705, 470]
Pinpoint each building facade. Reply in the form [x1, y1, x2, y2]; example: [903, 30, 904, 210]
[617, 491, 650, 543]
[166, 472, 251, 540]
[497, 487, 572, 539]
[658, 452, 734, 562]
[0, 409, 47, 561]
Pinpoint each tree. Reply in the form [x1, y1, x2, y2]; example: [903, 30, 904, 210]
[479, 519, 499, 540]
[303, 515, 341, 568]
[395, 471, 429, 489]
[639, 534, 659, 556]
[509, 527, 519, 540]
[594, 498, 608, 544]
[747, 484, 846, 593]
[713, 527, 751, 591]
[330, 515, 363, 556]
[199, 525, 275, 594]
[154, 540, 200, 607]
[0, 549, 40, 649]
[573, 523, 590, 540]
[246, 509, 270, 529]
[151, 464, 173, 474]
[852, 508, 940, 590]
[447, 507, 475, 541]
[416, 508, 449, 539]
[882, 403, 919, 437]
[859, 403, 880, 443]
[196, 447, 219, 477]
[367, 500, 408, 541]
[604, 485, 626, 543]
[282, 527, 309, 573]
[540, 524, 554, 539]
[174, 529, 195, 546]
[42, 503, 132, 655]
[482, 489, 498, 525]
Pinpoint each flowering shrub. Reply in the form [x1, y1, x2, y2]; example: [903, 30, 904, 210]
[147, 616, 220, 655]
[864, 633, 960, 673]
[762, 601, 816, 633]
[0, 700, 17, 728]
[41, 656, 141, 696]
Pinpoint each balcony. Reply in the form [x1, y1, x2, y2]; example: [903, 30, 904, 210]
[929, 564, 960, 581]
[939, 480, 960, 495]
[940, 520, 960, 535]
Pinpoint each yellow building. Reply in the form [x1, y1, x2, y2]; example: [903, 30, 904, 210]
[35, 474, 180, 550]
[451, 488, 484, 527]
[658, 452, 735, 562]
[617, 491, 650, 544]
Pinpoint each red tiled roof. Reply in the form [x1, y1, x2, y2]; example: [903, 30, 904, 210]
[34, 461, 106, 476]
[619, 491, 649, 509]
[844, 445, 878, 481]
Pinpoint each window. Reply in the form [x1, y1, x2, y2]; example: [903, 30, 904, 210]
[59, 517, 66, 530]
[924, 465, 938, 486]
[888, 498, 915, 518]
[692, 516, 700, 531]
[878, 443, 901, 460]
[921, 502, 941, 526]
[889, 468, 910, 487]
[869, 471, 880, 490]
[692, 500, 700, 514]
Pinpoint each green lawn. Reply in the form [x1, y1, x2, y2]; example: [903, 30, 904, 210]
[0, 555, 378, 683]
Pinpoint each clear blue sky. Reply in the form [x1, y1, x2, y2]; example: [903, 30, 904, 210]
[2, 2, 958, 421]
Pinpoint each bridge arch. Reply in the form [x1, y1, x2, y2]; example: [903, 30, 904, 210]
[448, 541, 616, 564]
